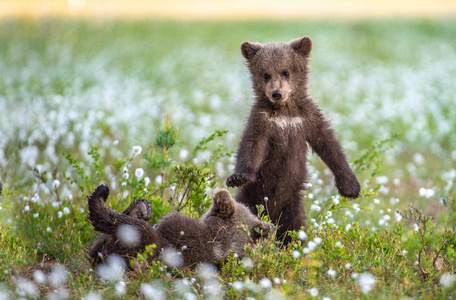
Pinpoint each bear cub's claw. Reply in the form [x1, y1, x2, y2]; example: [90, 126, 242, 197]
[226, 173, 256, 187]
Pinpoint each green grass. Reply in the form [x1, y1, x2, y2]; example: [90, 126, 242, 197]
[0, 17, 456, 298]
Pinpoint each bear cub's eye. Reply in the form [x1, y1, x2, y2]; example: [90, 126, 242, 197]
[282, 70, 290, 78]
[263, 73, 271, 81]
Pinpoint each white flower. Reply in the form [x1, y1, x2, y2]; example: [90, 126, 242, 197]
[345, 224, 352, 231]
[395, 212, 403, 222]
[402, 250, 408, 255]
[310, 204, 321, 211]
[135, 168, 144, 179]
[414, 261, 419, 265]
[144, 177, 150, 186]
[335, 241, 342, 247]
[345, 263, 352, 269]
[179, 149, 189, 160]
[413, 223, 419, 231]
[373, 198, 380, 204]
[307, 241, 317, 250]
[298, 230, 307, 240]
[309, 287, 318, 296]
[376, 176, 389, 185]
[46, 227, 52, 232]
[33, 213, 39, 218]
[313, 237, 322, 244]
[358, 273, 376, 294]
[155, 175, 163, 184]
[132, 145, 142, 155]
[63, 207, 70, 214]
[273, 277, 281, 284]
[259, 278, 272, 289]
[24, 205, 30, 212]
[292, 250, 301, 258]
[326, 211, 333, 217]
[123, 173, 129, 180]
[233, 281, 244, 291]
[53, 180, 60, 188]
[439, 273, 455, 287]
[58, 211, 63, 218]
[327, 269, 336, 277]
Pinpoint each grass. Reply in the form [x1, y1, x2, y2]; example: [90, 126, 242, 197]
[0, 17, 456, 298]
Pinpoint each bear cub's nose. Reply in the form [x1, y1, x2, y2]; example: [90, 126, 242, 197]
[272, 90, 282, 100]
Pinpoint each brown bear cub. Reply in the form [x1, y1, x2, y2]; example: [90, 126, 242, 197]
[226, 36, 361, 244]
[87, 184, 272, 268]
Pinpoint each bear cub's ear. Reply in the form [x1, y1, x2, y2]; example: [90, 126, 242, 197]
[290, 36, 312, 56]
[241, 41, 262, 60]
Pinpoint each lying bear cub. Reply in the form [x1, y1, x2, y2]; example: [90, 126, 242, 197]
[87, 184, 273, 268]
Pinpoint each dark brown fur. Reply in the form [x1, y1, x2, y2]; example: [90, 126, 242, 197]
[226, 36, 360, 244]
[87, 185, 272, 269]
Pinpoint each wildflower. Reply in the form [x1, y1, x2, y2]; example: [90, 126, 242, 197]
[345, 263, 352, 269]
[439, 273, 455, 287]
[33, 213, 39, 218]
[309, 287, 318, 296]
[24, 205, 30, 212]
[413, 223, 419, 231]
[313, 237, 322, 244]
[53, 180, 60, 188]
[375, 176, 389, 185]
[144, 177, 150, 186]
[113, 140, 119, 146]
[395, 212, 403, 222]
[46, 227, 52, 232]
[135, 168, 144, 179]
[141, 283, 164, 300]
[259, 278, 272, 289]
[62, 207, 70, 214]
[179, 149, 189, 160]
[310, 204, 321, 211]
[402, 250, 408, 255]
[33, 270, 46, 284]
[358, 273, 376, 294]
[335, 241, 342, 247]
[292, 250, 301, 258]
[48, 264, 67, 287]
[264, 196, 269, 202]
[132, 145, 142, 155]
[298, 230, 307, 240]
[414, 261, 419, 265]
[161, 249, 183, 268]
[155, 175, 163, 184]
[117, 225, 140, 247]
[327, 269, 336, 277]
[326, 211, 333, 217]
[307, 241, 317, 250]
[58, 211, 63, 218]
[273, 277, 281, 284]
[123, 173, 129, 180]
[373, 198, 380, 204]
[232, 281, 244, 291]
[345, 224, 352, 231]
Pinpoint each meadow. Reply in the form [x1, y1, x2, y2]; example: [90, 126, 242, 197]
[0, 17, 456, 299]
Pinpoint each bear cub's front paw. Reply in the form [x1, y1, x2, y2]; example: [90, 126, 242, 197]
[226, 173, 256, 187]
[336, 175, 361, 199]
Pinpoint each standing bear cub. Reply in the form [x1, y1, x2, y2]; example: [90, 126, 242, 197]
[88, 185, 272, 268]
[226, 36, 361, 243]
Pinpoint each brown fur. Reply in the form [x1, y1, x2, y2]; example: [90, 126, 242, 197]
[226, 36, 360, 244]
[87, 185, 272, 269]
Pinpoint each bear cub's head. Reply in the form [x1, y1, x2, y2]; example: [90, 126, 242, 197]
[241, 36, 312, 107]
